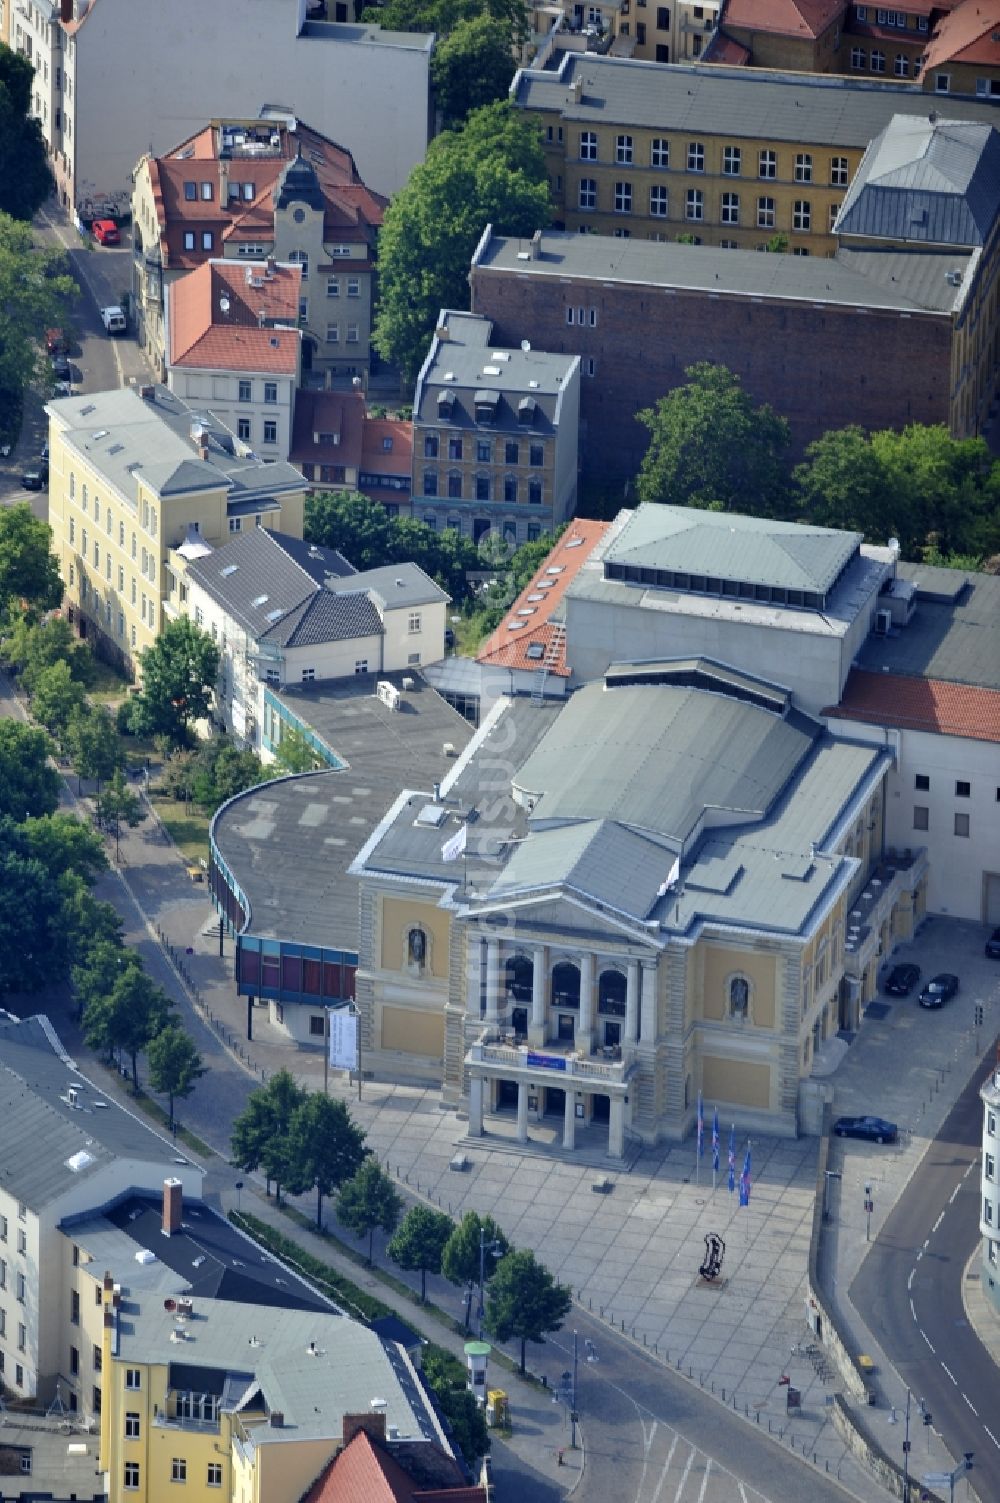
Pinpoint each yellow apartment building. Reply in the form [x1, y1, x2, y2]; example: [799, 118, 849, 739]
[515, 51, 1000, 252]
[46, 385, 307, 679]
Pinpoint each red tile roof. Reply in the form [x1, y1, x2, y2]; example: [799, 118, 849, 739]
[824, 668, 1000, 743]
[707, 31, 751, 62]
[724, 0, 845, 40]
[168, 260, 301, 375]
[917, 0, 1000, 72]
[290, 388, 366, 468]
[147, 119, 385, 274]
[361, 418, 413, 479]
[477, 519, 610, 677]
[302, 1430, 485, 1503]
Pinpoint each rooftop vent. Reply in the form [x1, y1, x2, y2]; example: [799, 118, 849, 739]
[65, 1149, 95, 1173]
[416, 803, 447, 828]
[945, 269, 963, 286]
[134, 1249, 157, 1265]
[91, 429, 110, 440]
[252, 594, 269, 607]
[80, 403, 96, 416]
[482, 365, 501, 377]
[220, 563, 238, 577]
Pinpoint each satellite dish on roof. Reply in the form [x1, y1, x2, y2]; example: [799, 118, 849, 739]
[219, 296, 230, 314]
[520, 339, 531, 352]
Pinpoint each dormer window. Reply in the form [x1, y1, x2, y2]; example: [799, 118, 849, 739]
[437, 390, 454, 418]
[518, 396, 537, 427]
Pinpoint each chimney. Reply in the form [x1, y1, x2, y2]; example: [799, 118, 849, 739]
[265, 257, 276, 278]
[103, 1271, 114, 1301]
[530, 228, 543, 261]
[570, 76, 583, 104]
[342, 1411, 387, 1447]
[269, 1411, 285, 1428]
[219, 159, 229, 208]
[139, 384, 155, 401]
[60, 0, 72, 21]
[198, 442, 210, 462]
[162, 1177, 183, 1237]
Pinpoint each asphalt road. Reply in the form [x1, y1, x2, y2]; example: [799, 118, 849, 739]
[851, 1054, 1000, 1501]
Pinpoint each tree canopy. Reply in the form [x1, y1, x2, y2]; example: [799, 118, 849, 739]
[336, 1157, 402, 1264]
[83, 964, 173, 1090]
[284, 1093, 367, 1227]
[373, 102, 550, 381]
[0, 216, 76, 416]
[0, 850, 65, 1003]
[0, 506, 63, 622]
[484, 1247, 572, 1373]
[147, 1024, 206, 1128]
[793, 423, 1000, 563]
[231, 1071, 306, 1203]
[441, 1211, 509, 1329]
[131, 617, 220, 746]
[0, 720, 59, 820]
[29, 658, 88, 747]
[637, 363, 791, 513]
[430, 15, 517, 126]
[305, 489, 478, 602]
[0, 48, 54, 220]
[421, 1347, 490, 1465]
[388, 1205, 454, 1302]
[3, 612, 94, 692]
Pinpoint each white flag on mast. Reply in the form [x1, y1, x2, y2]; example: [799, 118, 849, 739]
[441, 823, 468, 863]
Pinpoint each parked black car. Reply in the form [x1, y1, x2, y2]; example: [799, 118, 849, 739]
[986, 929, 1000, 960]
[918, 973, 960, 1009]
[52, 356, 72, 382]
[833, 1116, 898, 1144]
[884, 963, 920, 996]
[20, 468, 44, 491]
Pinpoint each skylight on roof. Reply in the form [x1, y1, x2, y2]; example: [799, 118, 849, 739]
[546, 566, 565, 575]
[108, 443, 125, 456]
[507, 620, 526, 631]
[415, 804, 448, 827]
[526, 643, 545, 660]
[565, 537, 584, 548]
[65, 1150, 96, 1173]
[220, 564, 238, 577]
[252, 594, 269, 607]
[265, 608, 284, 622]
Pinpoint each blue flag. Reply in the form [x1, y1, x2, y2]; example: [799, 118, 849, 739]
[712, 1107, 720, 1174]
[728, 1124, 736, 1194]
[697, 1091, 704, 1157]
[739, 1145, 752, 1208]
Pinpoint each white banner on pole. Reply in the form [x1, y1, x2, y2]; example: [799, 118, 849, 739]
[328, 1009, 358, 1071]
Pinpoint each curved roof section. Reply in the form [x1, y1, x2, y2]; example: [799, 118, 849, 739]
[605, 503, 860, 594]
[273, 149, 326, 213]
[835, 115, 1000, 247]
[513, 671, 819, 847]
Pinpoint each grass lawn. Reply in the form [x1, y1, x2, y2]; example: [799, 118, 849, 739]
[87, 656, 132, 705]
[148, 789, 210, 865]
[452, 613, 492, 657]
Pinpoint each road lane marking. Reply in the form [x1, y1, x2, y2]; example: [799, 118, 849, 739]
[650, 1435, 679, 1503]
[962, 1394, 978, 1416]
[941, 1362, 957, 1385]
[909, 1299, 916, 1321]
[907, 1268, 915, 1291]
[963, 1161, 976, 1179]
[672, 1447, 695, 1502]
[695, 1458, 712, 1503]
[984, 1427, 999, 1449]
[932, 1212, 944, 1233]
[921, 1331, 935, 1352]
[949, 1183, 960, 1203]
[738, 1486, 749, 1503]
[922, 1239, 929, 1251]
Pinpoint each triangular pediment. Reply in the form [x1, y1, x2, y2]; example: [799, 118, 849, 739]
[466, 888, 663, 950]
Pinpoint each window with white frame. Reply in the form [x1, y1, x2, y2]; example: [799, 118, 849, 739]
[686, 141, 704, 172]
[616, 133, 633, 163]
[830, 156, 849, 187]
[650, 184, 668, 217]
[756, 196, 776, 228]
[793, 200, 811, 231]
[614, 181, 632, 213]
[851, 45, 866, 67]
[722, 145, 742, 176]
[721, 191, 740, 225]
[651, 137, 669, 168]
[794, 153, 812, 182]
[894, 52, 909, 75]
[124, 1463, 139, 1490]
[686, 188, 703, 220]
[871, 48, 886, 70]
[580, 130, 597, 160]
[578, 178, 596, 210]
[289, 250, 308, 278]
[124, 1413, 140, 1439]
[758, 149, 776, 179]
[408, 611, 421, 633]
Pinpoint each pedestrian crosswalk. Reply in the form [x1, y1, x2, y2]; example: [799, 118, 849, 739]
[634, 1419, 772, 1503]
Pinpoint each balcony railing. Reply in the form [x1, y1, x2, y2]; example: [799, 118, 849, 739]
[470, 1036, 636, 1085]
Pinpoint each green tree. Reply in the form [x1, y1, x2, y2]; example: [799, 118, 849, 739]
[83, 963, 173, 1090]
[793, 425, 891, 539]
[0, 851, 64, 1004]
[96, 768, 144, 861]
[472, 532, 557, 634]
[190, 738, 263, 811]
[441, 1211, 509, 1330]
[73, 939, 137, 1042]
[421, 1346, 490, 1465]
[636, 362, 791, 513]
[66, 703, 121, 795]
[0, 218, 75, 425]
[0, 505, 63, 621]
[147, 1024, 207, 1128]
[231, 1070, 306, 1203]
[160, 747, 199, 802]
[17, 812, 107, 882]
[0, 47, 54, 220]
[131, 618, 219, 746]
[336, 1157, 402, 1264]
[59, 876, 124, 979]
[431, 15, 516, 125]
[374, 101, 550, 381]
[484, 1248, 572, 1374]
[3, 612, 94, 692]
[305, 490, 396, 569]
[284, 1094, 368, 1227]
[388, 1205, 454, 1302]
[0, 720, 58, 819]
[363, 0, 526, 43]
[271, 725, 323, 774]
[29, 658, 87, 747]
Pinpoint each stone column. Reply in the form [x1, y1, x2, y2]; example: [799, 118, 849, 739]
[466, 937, 483, 1020]
[468, 1075, 484, 1137]
[625, 960, 639, 1045]
[563, 1089, 577, 1151]
[578, 953, 595, 1053]
[516, 1080, 529, 1144]
[608, 1096, 625, 1160]
[640, 962, 658, 1044]
[529, 945, 546, 1046]
[485, 940, 500, 1026]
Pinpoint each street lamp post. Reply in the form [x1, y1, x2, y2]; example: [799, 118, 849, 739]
[477, 1226, 503, 1339]
[865, 1182, 874, 1242]
[901, 1388, 911, 1502]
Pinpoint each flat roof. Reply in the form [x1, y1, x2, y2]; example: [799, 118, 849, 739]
[514, 51, 1000, 144]
[0, 1419, 104, 1500]
[212, 674, 473, 946]
[473, 230, 973, 315]
[855, 563, 1000, 690]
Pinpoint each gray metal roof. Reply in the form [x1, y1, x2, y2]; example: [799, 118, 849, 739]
[513, 52, 1000, 146]
[412, 308, 578, 434]
[836, 116, 1000, 247]
[45, 385, 305, 509]
[263, 529, 355, 584]
[329, 562, 450, 609]
[606, 504, 861, 593]
[115, 1298, 443, 1448]
[261, 588, 384, 648]
[212, 674, 473, 946]
[0, 1016, 194, 1211]
[855, 564, 1000, 691]
[473, 229, 973, 314]
[488, 817, 680, 920]
[185, 528, 351, 640]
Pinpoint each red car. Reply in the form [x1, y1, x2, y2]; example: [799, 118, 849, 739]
[92, 218, 120, 246]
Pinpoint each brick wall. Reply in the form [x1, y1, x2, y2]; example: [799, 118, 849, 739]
[471, 267, 954, 481]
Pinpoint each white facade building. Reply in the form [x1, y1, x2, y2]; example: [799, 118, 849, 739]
[16, 0, 432, 216]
